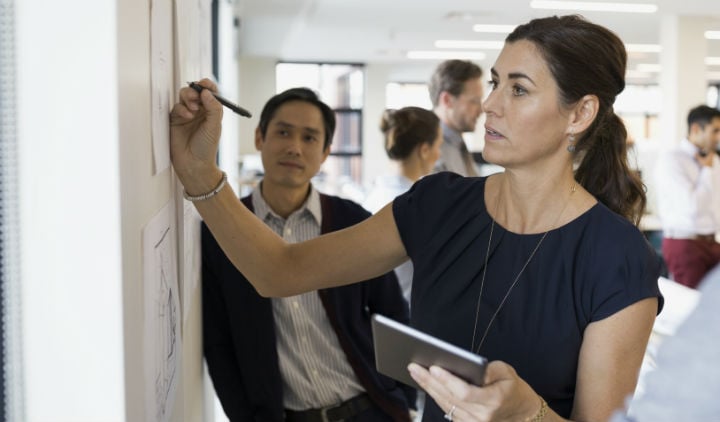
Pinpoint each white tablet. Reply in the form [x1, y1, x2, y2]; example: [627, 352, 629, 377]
[371, 314, 488, 389]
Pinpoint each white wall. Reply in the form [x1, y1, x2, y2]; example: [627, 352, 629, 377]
[16, 0, 124, 420]
[659, 14, 712, 146]
[362, 64, 394, 188]
[236, 57, 277, 155]
[16, 0, 207, 420]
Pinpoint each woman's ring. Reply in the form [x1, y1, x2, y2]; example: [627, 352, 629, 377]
[444, 404, 457, 421]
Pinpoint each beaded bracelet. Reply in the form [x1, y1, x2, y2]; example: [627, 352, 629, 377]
[183, 171, 228, 201]
[525, 397, 548, 422]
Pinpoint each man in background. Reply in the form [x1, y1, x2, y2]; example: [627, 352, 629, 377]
[428, 59, 484, 176]
[655, 104, 720, 288]
[201, 88, 415, 421]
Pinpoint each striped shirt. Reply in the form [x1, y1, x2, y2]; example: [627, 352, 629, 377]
[251, 185, 365, 410]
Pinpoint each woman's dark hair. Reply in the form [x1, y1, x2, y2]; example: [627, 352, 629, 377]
[507, 15, 646, 224]
[380, 107, 440, 160]
[258, 87, 336, 150]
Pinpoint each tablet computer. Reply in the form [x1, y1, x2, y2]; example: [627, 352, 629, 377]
[371, 314, 488, 389]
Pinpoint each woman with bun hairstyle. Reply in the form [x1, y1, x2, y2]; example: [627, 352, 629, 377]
[363, 106, 442, 303]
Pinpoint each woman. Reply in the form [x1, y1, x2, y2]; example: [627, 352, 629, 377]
[363, 106, 442, 214]
[170, 15, 662, 422]
[363, 106, 442, 303]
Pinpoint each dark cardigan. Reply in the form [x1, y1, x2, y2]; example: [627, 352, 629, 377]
[202, 193, 415, 422]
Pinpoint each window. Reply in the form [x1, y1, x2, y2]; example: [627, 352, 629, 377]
[276, 62, 365, 192]
[616, 84, 661, 142]
[385, 82, 432, 109]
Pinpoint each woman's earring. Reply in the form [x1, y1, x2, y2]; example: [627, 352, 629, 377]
[567, 133, 576, 153]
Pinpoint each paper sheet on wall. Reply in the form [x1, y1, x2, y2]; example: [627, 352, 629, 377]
[150, 0, 173, 175]
[143, 201, 181, 422]
[175, 0, 212, 83]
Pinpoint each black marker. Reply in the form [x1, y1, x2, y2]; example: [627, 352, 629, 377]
[187, 81, 252, 118]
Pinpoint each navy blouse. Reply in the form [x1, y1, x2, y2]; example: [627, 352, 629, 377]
[392, 172, 663, 420]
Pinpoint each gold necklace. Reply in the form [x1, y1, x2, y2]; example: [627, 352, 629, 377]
[470, 183, 577, 354]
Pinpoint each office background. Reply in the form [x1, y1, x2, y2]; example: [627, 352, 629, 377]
[1, 0, 719, 421]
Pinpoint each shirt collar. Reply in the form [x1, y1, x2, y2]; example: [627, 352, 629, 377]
[679, 138, 701, 155]
[441, 121, 464, 146]
[251, 182, 322, 225]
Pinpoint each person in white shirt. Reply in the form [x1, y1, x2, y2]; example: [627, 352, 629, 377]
[655, 104, 720, 288]
[363, 106, 442, 302]
[428, 60, 484, 177]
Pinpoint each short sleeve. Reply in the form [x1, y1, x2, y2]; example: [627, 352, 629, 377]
[392, 172, 487, 260]
[577, 208, 664, 322]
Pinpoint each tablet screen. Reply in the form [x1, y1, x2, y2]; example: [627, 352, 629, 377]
[371, 314, 488, 389]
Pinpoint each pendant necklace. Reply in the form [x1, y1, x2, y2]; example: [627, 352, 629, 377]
[470, 182, 577, 354]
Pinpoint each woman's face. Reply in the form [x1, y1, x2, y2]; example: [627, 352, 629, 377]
[481, 40, 572, 170]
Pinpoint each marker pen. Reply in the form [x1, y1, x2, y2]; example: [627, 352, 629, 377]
[187, 81, 252, 118]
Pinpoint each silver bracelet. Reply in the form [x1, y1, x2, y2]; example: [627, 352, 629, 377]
[183, 171, 227, 201]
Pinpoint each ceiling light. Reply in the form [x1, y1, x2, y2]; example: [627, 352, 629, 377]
[706, 57, 720, 66]
[705, 31, 720, 40]
[625, 44, 662, 53]
[472, 24, 516, 33]
[530, 1, 658, 13]
[636, 63, 661, 73]
[434, 40, 505, 49]
[407, 51, 487, 60]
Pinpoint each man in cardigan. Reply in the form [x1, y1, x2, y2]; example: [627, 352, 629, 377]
[201, 87, 415, 422]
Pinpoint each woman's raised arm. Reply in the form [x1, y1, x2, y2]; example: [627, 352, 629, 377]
[169, 79, 407, 296]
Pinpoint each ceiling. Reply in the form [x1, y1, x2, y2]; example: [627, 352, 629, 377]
[234, 0, 720, 85]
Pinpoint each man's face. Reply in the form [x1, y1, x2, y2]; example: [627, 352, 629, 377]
[445, 77, 485, 133]
[255, 101, 330, 190]
[701, 117, 720, 152]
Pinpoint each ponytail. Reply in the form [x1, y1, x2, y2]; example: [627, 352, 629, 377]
[574, 110, 646, 224]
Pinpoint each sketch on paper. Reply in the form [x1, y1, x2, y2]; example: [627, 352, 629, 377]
[144, 202, 181, 422]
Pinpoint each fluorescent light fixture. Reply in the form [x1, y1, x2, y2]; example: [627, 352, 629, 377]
[530, 1, 657, 13]
[472, 24, 516, 33]
[434, 40, 505, 50]
[706, 57, 720, 66]
[625, 44, 662, 53]
[705, 31, 720, 40]
[636, 63, 661, 73]
[407, 50, 487, 60]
